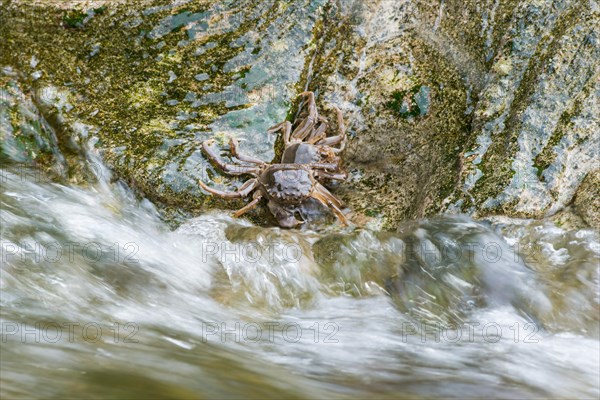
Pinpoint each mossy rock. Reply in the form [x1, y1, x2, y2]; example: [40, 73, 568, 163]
[304, 0, 599, 229]
[1, 0, 597, 229]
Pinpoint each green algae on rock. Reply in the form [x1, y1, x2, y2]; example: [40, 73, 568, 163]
[451, 0, 599, 224]
[1, 0, 326, 216]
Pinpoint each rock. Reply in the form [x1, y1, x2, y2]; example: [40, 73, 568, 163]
[1, 0, 597, 229]
[308, 1, 475, 228]
[0, 74, 71, 178]
[455, 0, 600, 221]
[1, 0, 327, 216]
[307, 0, 599, 228]
[574, 169, 600, 229]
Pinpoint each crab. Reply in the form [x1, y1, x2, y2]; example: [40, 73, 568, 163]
[268, 91, 347, 180]
[198, 137, 349, 228]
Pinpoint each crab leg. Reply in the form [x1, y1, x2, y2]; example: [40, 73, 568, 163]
[267, 121, 293, 146]
[202, 140, 260, 175]
[306, 120, 328, 144]
[314, 181, 345, 208]
[267, 200, 303, 228]
[233, 193, 263, 217]
[292, 92, 318, 141]
[267, 121, 288, 135]
[307, 162, 340, 171]
[229, 138, 266, 165]
[316, 170, 348, 181]
[199, 178, 258, 199]
[267, 121, 286, 134]
[315, 135, 345, 152]
[316, 135, 344, 146]
[316, 106, 347, 152]
[310, 183, 349, 225]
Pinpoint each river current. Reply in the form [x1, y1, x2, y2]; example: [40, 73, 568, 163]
[1, 149, 598, 398]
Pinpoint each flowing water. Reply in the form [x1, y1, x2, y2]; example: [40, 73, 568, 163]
[1, 147, 599, 399]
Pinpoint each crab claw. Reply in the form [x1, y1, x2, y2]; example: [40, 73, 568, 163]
[279, 216, 305, 229]
[267, 201, 303, 228]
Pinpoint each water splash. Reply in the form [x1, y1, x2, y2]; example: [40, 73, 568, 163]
[1, 155, 598, 397]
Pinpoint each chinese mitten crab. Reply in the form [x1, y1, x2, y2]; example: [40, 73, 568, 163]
[199, 138, 348, 228]
[198, 92, 350, 228]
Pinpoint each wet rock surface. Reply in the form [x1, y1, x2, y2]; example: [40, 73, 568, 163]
[310, 0, 599, 228]
[574, 169, 600, 229]
[1, 0, 325, 220]
[1, 0, 598, 229]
